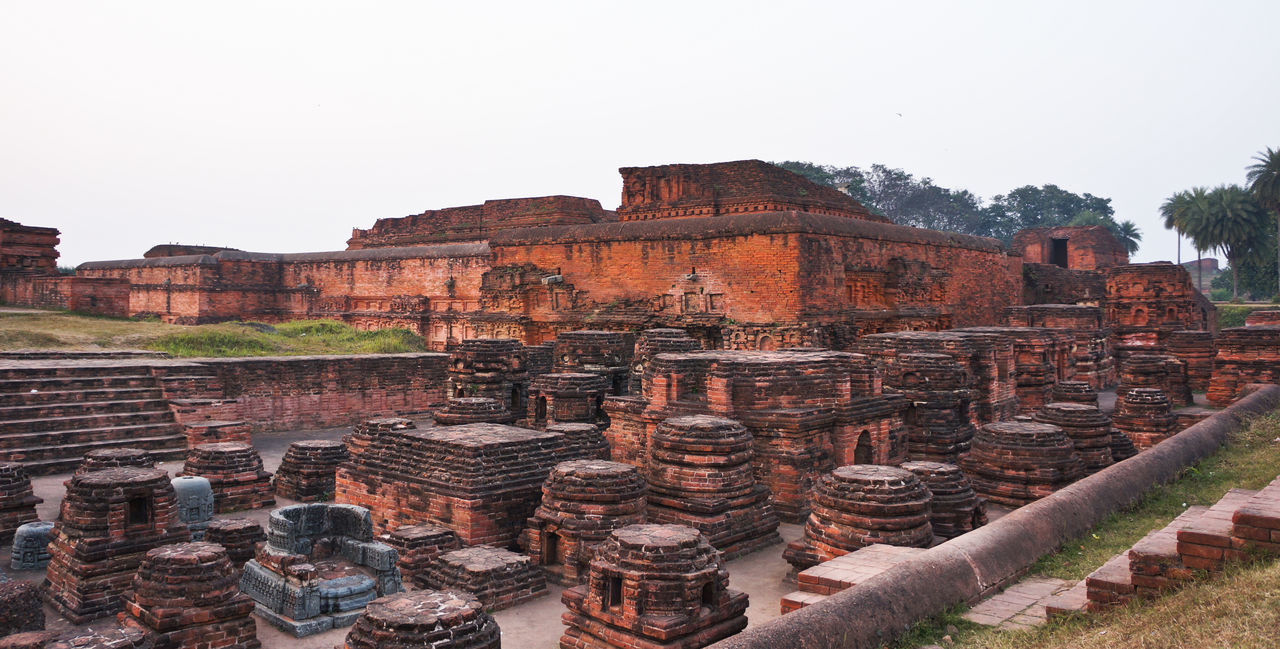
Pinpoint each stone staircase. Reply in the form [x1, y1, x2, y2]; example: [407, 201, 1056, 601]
[0, 361, 189, 475]
[1043, 477, 1280, 618]
[780, 544, 926, 613]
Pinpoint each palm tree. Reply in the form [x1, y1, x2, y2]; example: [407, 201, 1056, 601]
[1175, 187, 1221, 293]
[1113, 220, 1142, 256]
[1161, 190, 1193, 265]
[1197, 185, 1272, 299]
[1246, 147, 1280, 296]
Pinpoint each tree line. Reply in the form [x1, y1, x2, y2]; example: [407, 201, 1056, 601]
[773, 161, 1142, 254]
[1162, 147, 1280, 301]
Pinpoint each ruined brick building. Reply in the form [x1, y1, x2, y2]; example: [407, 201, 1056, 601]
[72, 160, 1023, 349]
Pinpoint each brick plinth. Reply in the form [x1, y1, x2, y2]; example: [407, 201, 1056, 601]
[958, 327, 1074, 415]
[1112, 388, 1178, 450]
[547, 422, 610, 461]
[1005, 304, 1116, 389]
[0, 463, 41, 545]
[380, 524, 461, 589]
[433, 397, 516, 426]
[1208, 326, 1280, 406]
[1033, 402, 1114, 474]
[882, 353, 976, 464]
[901, 461, 986, 539]
[203, 518, 265, 570]
[524, 460, 647, 585]
[75, 449, 155, 476]
[1245, 310, 1280, 326]
[119, 542, 260, 649]
[859, 331, 1016, 425]
[181, 443, 275, 513]
[554, 330, 632, 395]
[182, 420, 252, 447]
[272, 440, 349, 502]
[960, 421, 1084, 507]
[1165, 330, 1215, 393]
[560, 524, 748, 649]
[629, 329, 700, 394]
[645, 416, 780, 560]
[1117, 354, 1192, 407]
[784, 465, 933, 573]
[1050, 381, 1098, 406]
[336, 419, 574, 546]
[42, 467, 189, 624]
[341, 590, 501, 649]
[422, 546, 547, 611]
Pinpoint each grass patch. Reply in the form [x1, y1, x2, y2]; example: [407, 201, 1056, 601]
[0, 309, 427, 357]
[1215, 304, 1276, 329]
[889, 412, 1280, 648]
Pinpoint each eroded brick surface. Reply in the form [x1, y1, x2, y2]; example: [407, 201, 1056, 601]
[961, 422, 1083, 507]
[119, 542, 260, 649]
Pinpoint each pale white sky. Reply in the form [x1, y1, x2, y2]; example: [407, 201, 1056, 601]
[3, 1, 1278, 266]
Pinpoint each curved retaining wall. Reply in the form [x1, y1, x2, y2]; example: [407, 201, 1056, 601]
[713, 384, 1280, 649]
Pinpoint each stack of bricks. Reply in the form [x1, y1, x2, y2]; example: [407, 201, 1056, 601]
[1124, 505, 1209, 601]
[859, 331, 1016, 425]
[432, 397, 516, 425]
[553, 330, 632, 395]
[340, 590, 500, 649]
[1004, 304, 1116, 389]
[336, 420, 573, 546]
[0, 582, 44, 637]
[203, 518, 265, 570]
[881, 352, 977, 464]
[447, 338, 528, 414]
[181, 443, 275, 513]
[959, 327, 1074, 414]
[1118, 354, 1192, 407]
[523, 459, 647, 585]
[46, 628, 155, 649]
[1112, 388, 1178, 450]
[527, 372, 610, 429]
[272, 439, 349, 502]
[783, 465, 933, 572]
[1245, 310, 1280, 325]
[1208, 326, 1280, 406]
[421, 547, 547, 611]
[380, 524, 461, 589]
[646, 415, 781, 559]
[119, 542, 259, 649]
[560, 524, 749, 649]
[1033, 402, 1114, 475]
[75, 449, 154, 475]
[901, 461, 987, 539]
[628, 328, 700, 394]
[183, 420, 252, 447]
[1050, 380, 1098, 406]
[547, 422, 610, 460]
[0, 463, 41, 544]
[1165, 330, 1215, 393]
[43, 467, 189, 623]
[960, 422, 1084, 507]
[526, 342, 554, 378]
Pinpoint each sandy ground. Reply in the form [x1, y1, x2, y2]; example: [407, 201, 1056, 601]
[8, 421, 804, 649]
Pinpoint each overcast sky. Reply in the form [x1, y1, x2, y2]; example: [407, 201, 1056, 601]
[3, 1, 1278, 266]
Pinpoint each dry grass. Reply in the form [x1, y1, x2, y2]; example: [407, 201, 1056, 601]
[0, 310, 180, 349]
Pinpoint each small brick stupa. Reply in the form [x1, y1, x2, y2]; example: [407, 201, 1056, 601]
[119, 542, 260, 649]
[0, 463, 41, 545]
[1166, 330, 1215, 392]
[340, 590, 501, 649]
[1033, 402, 1115, 475]
[783, 465, 933, 572]
[75, 448, 154, 475]
[432, 397, 516, 426]
[421, 546, 547, 611]
[203, 518, 266, 571]
[560, 524, 749, 649]
[548, 422, 611, 461]
[180, 443, 274, 512]
[881, 352, 977, 464]
[1050, 380, 1099, 406]
[272, 439, 349, 502]
[524, 459, 647, 585]
[901, 461, 987, 539]
[646, 415, 781, 559]
[1112, 388, 1178, 450]
[43, 467, 189, 623]
[961, 422, 1084, 507]
[628, 328, 700, 393]
[380, 524, 461, 589]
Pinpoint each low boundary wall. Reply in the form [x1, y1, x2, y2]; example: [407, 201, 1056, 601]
[712, 384, 1280, 649]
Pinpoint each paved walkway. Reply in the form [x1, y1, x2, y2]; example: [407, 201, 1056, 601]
[961, 575, 1075, 630]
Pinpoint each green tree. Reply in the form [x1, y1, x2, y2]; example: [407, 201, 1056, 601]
[1192, 185, 1273, 299]
[1211, 222, 1277, 300]
[1246, 147, 1280, 297]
